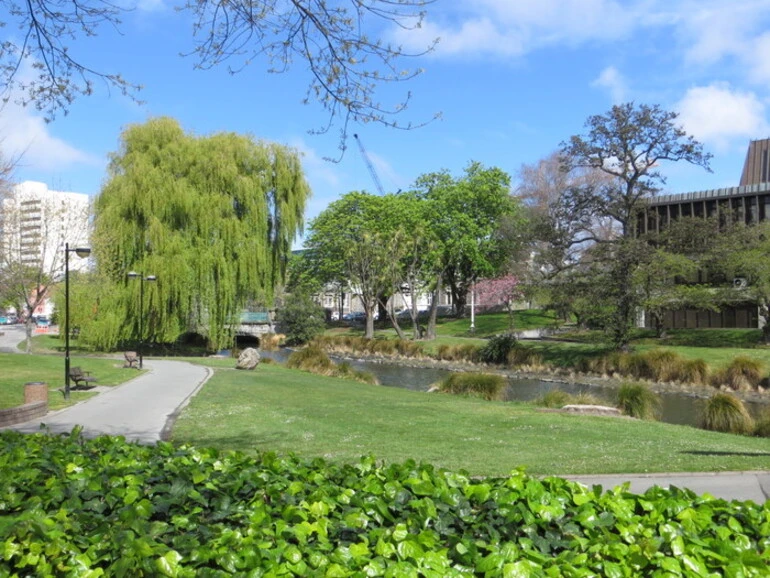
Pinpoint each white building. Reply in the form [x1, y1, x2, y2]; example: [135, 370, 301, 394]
[1, 181, 91, 317]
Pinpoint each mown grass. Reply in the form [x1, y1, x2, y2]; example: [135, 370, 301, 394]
[0, 353, 142, 410]
[171, 362, 770, 476]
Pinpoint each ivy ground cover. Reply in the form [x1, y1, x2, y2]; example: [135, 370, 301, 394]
[1, 430, 768, 576]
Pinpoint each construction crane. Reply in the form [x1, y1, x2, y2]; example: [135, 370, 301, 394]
[353, 133, 385, 195]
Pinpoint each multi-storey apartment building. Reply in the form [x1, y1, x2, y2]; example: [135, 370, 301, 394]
[1, 181, 91, 316]
[635, 139, 770, 329]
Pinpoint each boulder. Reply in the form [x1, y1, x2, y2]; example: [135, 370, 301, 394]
[236, 348, 261, 370]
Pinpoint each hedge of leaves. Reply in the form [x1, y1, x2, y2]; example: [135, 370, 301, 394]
[1, 429, 769, 577]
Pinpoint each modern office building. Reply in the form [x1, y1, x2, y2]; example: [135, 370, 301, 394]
[635, 139, 770, 329]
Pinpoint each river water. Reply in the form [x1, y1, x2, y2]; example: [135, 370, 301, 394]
[256, 349, 766, 428]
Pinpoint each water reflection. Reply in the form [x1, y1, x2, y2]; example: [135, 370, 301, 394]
[259, 349, 766, 428]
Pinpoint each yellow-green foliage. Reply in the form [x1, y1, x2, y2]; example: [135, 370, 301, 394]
[753, 409, 770, 438]
[616, 382, 661, 420]
[507, 346, 544, 368]
[436, 344, 479, 362]
[712, 356, 765, 391]
[437, 373, 507, 401]
[537, 390, 572, 408]
[701, 393, 755, 435]
[679, 359, 709, 385]
[287, 346, 378, 384]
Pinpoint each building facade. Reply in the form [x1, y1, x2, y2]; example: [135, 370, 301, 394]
[635, 139, 770, 329]
[1, 181, 91, 316]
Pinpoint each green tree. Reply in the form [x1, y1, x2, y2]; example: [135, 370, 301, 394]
[560, 103, 712, 349]
[274, 291, 327, 346]
[304, 191, 400, 339]
[89, 117, 310, 350]
[415, 162, 522, 336]
[1, 0, 436, 143]
[707, 221, 770, 342]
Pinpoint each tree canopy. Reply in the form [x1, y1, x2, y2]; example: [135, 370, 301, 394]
[88, 117, 310, 350]
[1, 0, 437, 147]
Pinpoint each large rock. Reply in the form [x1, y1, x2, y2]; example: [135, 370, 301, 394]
[236, 348, 261, 370]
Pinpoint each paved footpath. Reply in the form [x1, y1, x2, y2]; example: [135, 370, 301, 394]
[6, 359, 211, 445]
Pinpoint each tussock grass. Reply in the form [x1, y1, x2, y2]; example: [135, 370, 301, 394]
[260, 333, 284, 351]
[437, 372, 507, 401]
[286, 346, 378, 385]
[436, 343, 479, 362]
[507, 346, 544, 368]
[616, 382, 661, 420]
[536, 390, 573, 408]
[711, 356, 765, 391]
[679, 359, 709, 385]
[753, 409, 770, 438]
[701, 393, 755, 435]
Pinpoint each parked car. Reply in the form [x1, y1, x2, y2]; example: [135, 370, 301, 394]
[0, 316, 7, 325]
[34, 316, 50, 327]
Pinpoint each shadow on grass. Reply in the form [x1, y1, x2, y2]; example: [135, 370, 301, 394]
[681, 450, 770, 457]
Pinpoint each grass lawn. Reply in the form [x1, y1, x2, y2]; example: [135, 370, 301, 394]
[172, 361, 770, 477]
[0, 353, 143, 411]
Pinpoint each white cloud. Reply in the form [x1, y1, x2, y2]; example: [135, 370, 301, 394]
[675, 83, 770, 150]
[394, 0, 643, 58]
[592, 66, 628, 103]
[0, 102, 97, 172]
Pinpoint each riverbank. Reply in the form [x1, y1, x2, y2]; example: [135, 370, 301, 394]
[325, 348, 770, 408]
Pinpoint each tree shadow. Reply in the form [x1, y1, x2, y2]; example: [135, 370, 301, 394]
[681, 450, 770, 457]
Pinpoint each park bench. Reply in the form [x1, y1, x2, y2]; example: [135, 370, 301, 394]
[69, 367, 97, 389]
[124, 351, 139, 369]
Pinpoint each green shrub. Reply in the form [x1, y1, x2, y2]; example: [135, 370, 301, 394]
[616, 382, 661, 420]
[437, 372, 507, 401]
[701, 393, 755, 435]
[275, 292, 327, 346]
[478, 333, 517, 365]
[715, 356, 765, 390]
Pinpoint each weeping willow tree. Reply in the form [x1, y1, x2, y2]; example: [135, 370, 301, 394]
[88, 117, 310, 350]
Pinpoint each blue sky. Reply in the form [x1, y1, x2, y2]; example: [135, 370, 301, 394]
[3, 0, 770, 245]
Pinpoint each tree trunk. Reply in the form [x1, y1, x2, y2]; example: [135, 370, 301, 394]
[424, 276, 442, 340]
[24, 319, 34, 353]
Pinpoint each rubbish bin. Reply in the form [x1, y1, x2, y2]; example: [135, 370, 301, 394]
[24, 382, 48, 405]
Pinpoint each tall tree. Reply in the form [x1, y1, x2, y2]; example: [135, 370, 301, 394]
[416, 162, 521, 328]
[560, 103, 712, 349]
[90, 117, 310, 350]
[304, 191, 399, 339]
[1, 0, 436, 146]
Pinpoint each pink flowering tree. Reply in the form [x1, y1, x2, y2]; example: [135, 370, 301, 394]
[475, 275, 523, 331]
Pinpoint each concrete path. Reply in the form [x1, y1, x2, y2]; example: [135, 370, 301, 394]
[564, 471, 770, 504]
[6, 359, 211, 444]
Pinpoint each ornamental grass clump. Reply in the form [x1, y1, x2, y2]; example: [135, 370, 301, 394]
[753, 409, 770, 438]
[286, 345, 336, 374]
[679, 358, 709, 386]
[536, 390, 572, 408]
[437, 372, 507, 401]
[713, 356, 765, 391]
[507, 346, 544, 369]
[639, 349, 684, 382]
[616, 382, 661, 420]
[701, 393, 755, 435]
[335, 362, 379, 385]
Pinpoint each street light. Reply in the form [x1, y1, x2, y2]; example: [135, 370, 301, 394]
[64, 243, 91, 400]
[127, 271, 156, 369]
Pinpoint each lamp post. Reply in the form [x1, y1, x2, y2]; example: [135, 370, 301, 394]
[64, 243, 91, 400]
[127, 272, 156, 369]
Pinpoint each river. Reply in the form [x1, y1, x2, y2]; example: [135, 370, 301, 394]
[256, 349, 767, 428]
